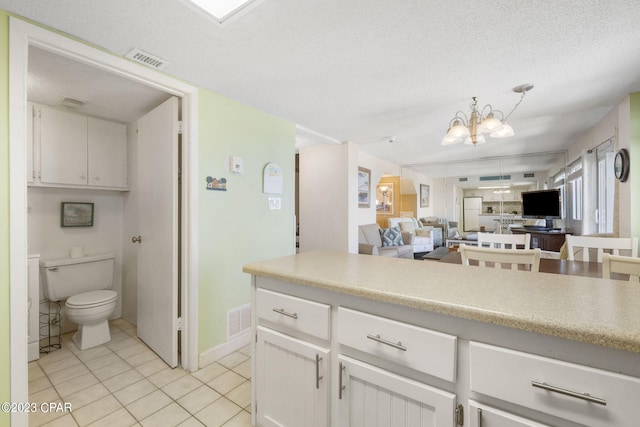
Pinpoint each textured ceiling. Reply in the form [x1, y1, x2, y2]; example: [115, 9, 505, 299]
[5, 0, 640, 177]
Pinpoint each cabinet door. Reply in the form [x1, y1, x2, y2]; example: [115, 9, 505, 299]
[469, 401, 550, 427]
[27, 103, 34, 183]
[337, 355, 456, 427]
[88, 117, 127, 188]
[256, 326, 329, 427]
[40, 107, 88, 185]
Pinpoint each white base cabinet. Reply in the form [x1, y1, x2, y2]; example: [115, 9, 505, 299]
[337, 355, 455, 427]
[252, 276, 640, 427]
[255, 326, 329, 427]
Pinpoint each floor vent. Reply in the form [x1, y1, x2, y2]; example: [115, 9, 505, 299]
[227, 303, 251, 340]
[125, 48, 170, 70]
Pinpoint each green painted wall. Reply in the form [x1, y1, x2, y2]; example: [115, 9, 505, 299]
[0, 12, 295, 420]
[0, 11, 10, 427]
[630, 93, 640, 244]
[198, 90, 295, 352]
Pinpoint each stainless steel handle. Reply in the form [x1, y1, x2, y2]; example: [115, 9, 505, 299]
[315, 353, 323, 389]
[477, 408, 482, 427]
[531, 381, 607, 406]
[48, 267, 58, 272]
[366, 334, 407, 351]
[338, 362, 345, 400]
[272, 308, 298, 319]
[131, 236, 142, 243]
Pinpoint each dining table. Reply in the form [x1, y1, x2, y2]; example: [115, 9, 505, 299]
[439, 250, 629, 280]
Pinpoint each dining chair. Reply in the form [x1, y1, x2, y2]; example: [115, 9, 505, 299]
[459, 244, 541, 272]
[565, 235, 638, 262]
[477, 232, 530, 249]
[602, 253, 640, 282]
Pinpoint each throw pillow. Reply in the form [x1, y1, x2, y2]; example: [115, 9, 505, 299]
[398, 221, 416, 233]
[379, 227, 404, 247]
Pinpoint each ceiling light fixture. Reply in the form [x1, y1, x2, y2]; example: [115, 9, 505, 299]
[442, 84, 534, 146]
[184, 0, 258, 22]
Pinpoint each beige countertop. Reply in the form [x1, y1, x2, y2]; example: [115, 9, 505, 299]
[243, 251, 640, 354]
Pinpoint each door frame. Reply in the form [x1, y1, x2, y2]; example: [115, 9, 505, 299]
[8, 17, 199, 424]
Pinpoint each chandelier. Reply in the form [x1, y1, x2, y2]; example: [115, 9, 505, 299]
[441, 84, 534, 146]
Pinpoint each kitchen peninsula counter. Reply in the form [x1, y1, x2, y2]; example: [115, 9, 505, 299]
[244, 250, 640, 355]
[245, 251, 640, 426]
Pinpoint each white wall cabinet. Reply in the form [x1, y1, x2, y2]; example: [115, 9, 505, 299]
[32, 104, 127, 190]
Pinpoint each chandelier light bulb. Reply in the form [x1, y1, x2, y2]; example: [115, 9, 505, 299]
[490, 122, 515, 138]
[479, 113, 503, 133]
[446, 119, 470, 138]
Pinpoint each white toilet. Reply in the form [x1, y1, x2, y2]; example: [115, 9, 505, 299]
[41, 253, 117, 350]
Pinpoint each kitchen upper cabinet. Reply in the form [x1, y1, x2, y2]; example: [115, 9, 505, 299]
[33, 104, 128, 190]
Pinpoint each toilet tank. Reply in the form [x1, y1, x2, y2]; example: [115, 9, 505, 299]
[40, 253, 115, 301]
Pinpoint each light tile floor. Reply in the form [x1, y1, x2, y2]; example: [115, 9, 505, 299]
[28, 319, 252, 427]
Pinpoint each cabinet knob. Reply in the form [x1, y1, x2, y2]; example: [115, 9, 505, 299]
[131, 236, 142, 243]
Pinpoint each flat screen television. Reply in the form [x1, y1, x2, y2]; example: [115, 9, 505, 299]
[521, 189, 561, 229]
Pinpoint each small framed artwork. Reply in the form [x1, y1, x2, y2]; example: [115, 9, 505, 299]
[376, 183, 394, 215]
[61, 202, 94, 227]
[358, 167, 371, 208]
[420, 184, 430, 208]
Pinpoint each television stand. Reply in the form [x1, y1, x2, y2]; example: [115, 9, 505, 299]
[512, 228, 568, 252]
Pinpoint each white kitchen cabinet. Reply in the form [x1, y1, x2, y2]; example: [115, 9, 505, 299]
[470, 342, 640, 427]
[27, 103, 35, 184]
[468, 401, 550, 427]
[337, 355, 456, 426]
[255, 326, 330, 427]
[33, 104, 127, 190]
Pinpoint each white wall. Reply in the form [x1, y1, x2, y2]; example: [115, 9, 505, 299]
[299, 143, 351, 252]
[27, 187, 125, 322]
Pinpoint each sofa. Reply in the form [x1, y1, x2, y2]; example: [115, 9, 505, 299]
[388, 217, 439, 251]
[358, 223, 414, 259]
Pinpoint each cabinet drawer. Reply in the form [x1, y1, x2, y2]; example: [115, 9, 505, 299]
[337, 307, 457, 382]
[470, 342, 640, 427]
[469, 401, 550, 427]
[256, 289, 330, 340]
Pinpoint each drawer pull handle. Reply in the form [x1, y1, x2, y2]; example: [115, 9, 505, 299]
[477, 408, 482, 427]
[272, 308, 298, 319]
[338, 362, 345, 400]
[531, 381, 607, 406]
[366, 334, 407, 351]
[315, 353, 323, 389]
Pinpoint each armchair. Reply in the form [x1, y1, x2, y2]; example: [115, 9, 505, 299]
[358, 223, 413, 259]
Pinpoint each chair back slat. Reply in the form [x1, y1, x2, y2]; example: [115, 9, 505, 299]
[566, 235, 638, 263]
[459, 244, 541, 272]
[477, 232, 531, 250]
[602, 253, 640, 282]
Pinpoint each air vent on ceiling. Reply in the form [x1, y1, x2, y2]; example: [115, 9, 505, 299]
[59, 97, 84, 109]
[458, 177, 468, 182]
[125, 49, 170, 70]
[479, 175, 511, 181]
[524, 173, 535, 178]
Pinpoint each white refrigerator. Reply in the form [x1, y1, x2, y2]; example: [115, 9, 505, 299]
[463, 197, 482, 232]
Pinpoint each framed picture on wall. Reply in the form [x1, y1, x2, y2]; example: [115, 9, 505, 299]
[358, 167, 371, 208]
[61, 202, 94, 227]
[376, 183, 394, 214]
[420, 184, 430, 208]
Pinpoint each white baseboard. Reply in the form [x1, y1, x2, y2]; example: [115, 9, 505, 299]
[198, 330, 251, 368]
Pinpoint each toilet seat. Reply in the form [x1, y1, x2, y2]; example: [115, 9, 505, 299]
[66, 290, 117, 309]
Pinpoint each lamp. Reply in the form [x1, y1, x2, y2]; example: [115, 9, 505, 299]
[442, 84, 533, 146]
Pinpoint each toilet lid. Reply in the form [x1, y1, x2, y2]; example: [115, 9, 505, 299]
[66, 290, 117, 308]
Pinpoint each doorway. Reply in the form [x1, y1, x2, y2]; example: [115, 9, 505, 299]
[9, 17, 199, 425]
